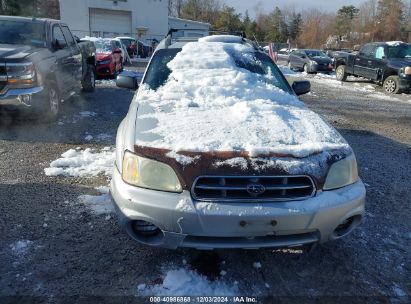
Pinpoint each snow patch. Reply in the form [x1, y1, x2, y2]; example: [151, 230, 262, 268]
[253, 262, 262, 269]
[138, 267, 239, 296]
[10, 240, 32, 255]
[166, 151, 200, 166]
[78, 186, 114, 215]
[44, 147, 115, 177]
[214, 157, 248, 170]
[79, 111, 97, 117]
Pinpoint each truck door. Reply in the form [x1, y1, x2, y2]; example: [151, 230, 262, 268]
[51, 24, 74, 94]
[61, 25, 82, 83]
[354, 44, 375, 79]
[368, 45, 387, 81]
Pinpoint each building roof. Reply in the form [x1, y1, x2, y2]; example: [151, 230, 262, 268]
[168, 16, 211, 27]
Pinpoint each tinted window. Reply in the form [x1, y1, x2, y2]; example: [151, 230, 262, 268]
[53, 25, 67, 49]
[387, 44, 411, 59]
[61, 26, 75, 46]
[0, 20, 46, 47]
[360, 45, 375, 57]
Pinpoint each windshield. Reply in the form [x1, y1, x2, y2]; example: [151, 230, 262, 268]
[387, 44, 411, 59]
[94, 40, 112, 53]
[0, 20, 46, 47]
[120, 39, 134, 47]
[306, 50, 327, 58]
[144, 48, 290, 93]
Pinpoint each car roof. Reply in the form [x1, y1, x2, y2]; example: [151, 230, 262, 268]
[116, 36, 135, 40]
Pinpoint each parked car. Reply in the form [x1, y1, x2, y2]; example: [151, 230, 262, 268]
[288, 49, 333, 73]
[116, 36, 137, 57]
[137, 40, 152, 58]
[111, 38, 129, 64]
[334, 41, 411, 94]
[83, 38, 123, 77]
[112, 33, 365, 250]
[0, 16, 96, 121]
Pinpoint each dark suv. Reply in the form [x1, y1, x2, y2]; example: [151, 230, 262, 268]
[334, 42, 411, 94]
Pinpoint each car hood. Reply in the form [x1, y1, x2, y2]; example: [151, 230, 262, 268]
[0, 44, 38, 61]
[387, 58, 411, 68]
[96, 53, 112, 60]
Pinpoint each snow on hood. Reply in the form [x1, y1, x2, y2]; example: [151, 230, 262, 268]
[134, 39, 348, 158]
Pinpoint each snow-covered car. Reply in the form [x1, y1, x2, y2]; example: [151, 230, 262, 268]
[111, 34, 366, 249]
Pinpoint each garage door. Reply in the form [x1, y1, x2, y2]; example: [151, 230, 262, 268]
[89, 8, 132, 37]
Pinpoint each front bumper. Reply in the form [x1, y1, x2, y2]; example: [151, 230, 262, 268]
[110, 167, 366, 249]
[96, 62, 115, 76]
[0, 86, 45, 109]
[310, 64, 333, 73]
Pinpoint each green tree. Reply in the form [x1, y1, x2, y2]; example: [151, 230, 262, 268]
[265, 7, 288, 43]
[214, 6, 243, 32]
[289, 13, 302, 41]
[335, 5, 359, 36]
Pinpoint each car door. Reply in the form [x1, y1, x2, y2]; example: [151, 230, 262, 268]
[61, 25, 82, 83]
[368, 45, 387, 81]
[289, 51, 300, 68]
[354, 45, 375, 79]
[51, 24, 73, 94]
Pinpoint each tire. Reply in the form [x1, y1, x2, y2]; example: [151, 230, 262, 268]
[336, 65, 348, 81]
[42, 83, 60, 122]
[383, 75, 400, 94]
[81, 64, 95, 92]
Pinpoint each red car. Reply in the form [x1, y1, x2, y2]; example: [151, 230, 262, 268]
[117, 37, 137, 57]
[93, 39, 123, 77]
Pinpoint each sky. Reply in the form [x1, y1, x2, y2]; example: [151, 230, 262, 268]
[224, 0, 364, 18]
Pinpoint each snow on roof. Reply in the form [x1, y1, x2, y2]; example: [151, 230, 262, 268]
[386, 41, 404, 46]
[199, 35, 243, 44]
[135, 40, 348, 158]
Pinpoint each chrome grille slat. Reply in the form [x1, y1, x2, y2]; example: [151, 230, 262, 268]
[192, 175, 316, 202]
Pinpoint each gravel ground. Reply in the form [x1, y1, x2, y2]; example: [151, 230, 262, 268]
[0, 65, 410, 303]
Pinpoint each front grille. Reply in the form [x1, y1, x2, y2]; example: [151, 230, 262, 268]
[192, 176, 315, 202]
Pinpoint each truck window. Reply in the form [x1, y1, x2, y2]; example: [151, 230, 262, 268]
[0, 20, 46, 47]
[359, 45, 375, 58]
[52, 25, 68, 49]
[374, 46, 385, 59]
[61, 26, 76, 47]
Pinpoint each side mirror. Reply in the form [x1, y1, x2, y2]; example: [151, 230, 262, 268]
[116, 73, 139, 90]
[113, 48, 122, 54]
[292, 80, 311, 96]
[53, 39, 67, 50]
[301, 55, 306, 59]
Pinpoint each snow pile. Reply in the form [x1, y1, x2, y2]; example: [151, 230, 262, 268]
[214, 158, 248, 170]
[138, 267, 239, 296]
[135, 39, 348, 158]
[166, 151, 200, 166]
[175, 198, 194, 212]
[10, 240, 32, 255]
[44, 147, 115, 177]
[78, 186, 114, 215]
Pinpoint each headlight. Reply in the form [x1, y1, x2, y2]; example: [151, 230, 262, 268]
[310, 60, 318, 65]
[122, 151, 182, 193]
[323, 154, 358, 190]
[98, 59, 111, 65]
[6, 62, 36, 84]
[404, 66, 411, 75]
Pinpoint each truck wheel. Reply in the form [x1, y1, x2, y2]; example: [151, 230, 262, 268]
[42, 84, 60, 122]
[336, 65, 348, 81]
[82, 64, 96, 92]
[383, 76, 400, 94]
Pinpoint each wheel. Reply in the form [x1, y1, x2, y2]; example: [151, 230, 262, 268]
[336, 65, 348, 81]
[81, 64, 95, 92]
[383, 75, 400, 94]
[41, 83, 60, 122]
[303, 64, 309, 73]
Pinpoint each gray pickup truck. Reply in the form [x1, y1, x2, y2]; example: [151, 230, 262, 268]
[334, 41, 411, 94]
[0, 16, 96, 121]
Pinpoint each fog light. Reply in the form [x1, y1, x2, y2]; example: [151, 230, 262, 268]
[18, 94, 31, 106]
[333, 215, 362, 238]
[132, 220, 161, 237]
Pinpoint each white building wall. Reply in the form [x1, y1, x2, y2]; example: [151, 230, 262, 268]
[168, 17, 210, 37]
[59, 0, 168, 42]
